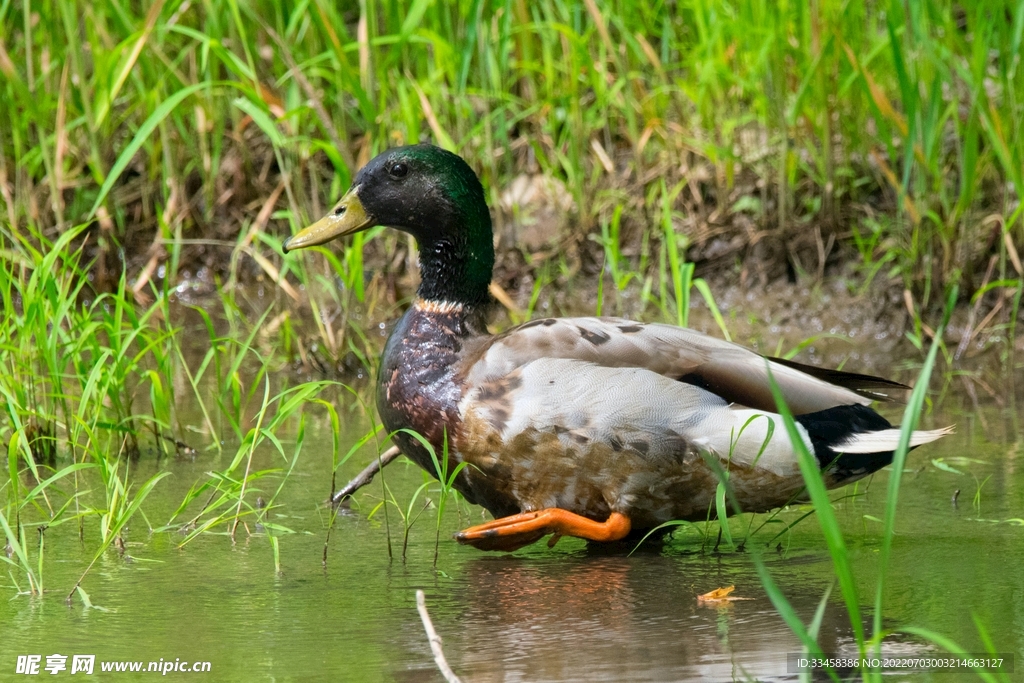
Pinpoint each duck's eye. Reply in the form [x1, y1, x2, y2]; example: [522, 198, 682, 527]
[389, 162, 408, 179]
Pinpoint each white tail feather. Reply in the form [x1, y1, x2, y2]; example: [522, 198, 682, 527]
[836, 426, 955, 454]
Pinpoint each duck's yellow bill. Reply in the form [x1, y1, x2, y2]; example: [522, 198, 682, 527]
[282, 186, 374, 253]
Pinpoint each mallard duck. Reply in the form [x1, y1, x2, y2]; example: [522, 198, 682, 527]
[283, 144, 951, 551]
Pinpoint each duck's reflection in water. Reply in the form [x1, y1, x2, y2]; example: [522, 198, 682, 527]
[402, 549, 898, 683]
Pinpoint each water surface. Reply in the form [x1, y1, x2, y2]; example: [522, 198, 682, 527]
[3, 385, 1022, 682]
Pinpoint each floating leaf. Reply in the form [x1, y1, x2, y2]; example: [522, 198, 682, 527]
[700, 585, 735, 600]
[698, 585, 753, 604]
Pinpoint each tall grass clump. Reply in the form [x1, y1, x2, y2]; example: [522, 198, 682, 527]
[0, 223, 179, 596]
[0, 221, 353, 598]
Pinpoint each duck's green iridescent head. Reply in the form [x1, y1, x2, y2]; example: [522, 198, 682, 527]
[283, 144, 494, 306]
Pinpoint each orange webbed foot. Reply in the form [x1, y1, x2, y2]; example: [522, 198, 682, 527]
[455, 509, 631, 551]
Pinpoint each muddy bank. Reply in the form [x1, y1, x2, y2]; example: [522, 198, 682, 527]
[172, 243, 1021, 403]
[139, 169, 1022, 384]
[493, 264, 1018, 379]
[78, 146, 1019, 316]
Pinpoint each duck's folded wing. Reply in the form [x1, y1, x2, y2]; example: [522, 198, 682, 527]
[461, 317, 908, 415]
[460, 358, 805, 478]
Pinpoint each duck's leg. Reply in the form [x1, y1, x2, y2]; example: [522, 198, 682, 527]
[455, 509, 631, 551]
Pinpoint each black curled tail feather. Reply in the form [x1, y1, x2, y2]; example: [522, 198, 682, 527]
[768, 356, 911, 403]
[794, 404, 894, 481]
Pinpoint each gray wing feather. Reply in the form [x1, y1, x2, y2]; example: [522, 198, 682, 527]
[463, 317, 890, 415]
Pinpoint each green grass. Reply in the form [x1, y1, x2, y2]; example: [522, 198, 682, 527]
[0, 220, 354, 601]
[1, 0, 1022, 313]
[620, 285, 1010, 680]
[755, 286, 1010, 682]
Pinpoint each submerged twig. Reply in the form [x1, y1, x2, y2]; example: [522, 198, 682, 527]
[330, 446, 401, 505]
[158, 432, 196, 457]
[415, 590, 462, 683]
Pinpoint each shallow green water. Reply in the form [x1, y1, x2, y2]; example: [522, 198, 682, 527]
[3, 394, 1022, 682]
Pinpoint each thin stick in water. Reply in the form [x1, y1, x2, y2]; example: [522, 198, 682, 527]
[330, 445, 401, 505]
[415, 590, 462, 683]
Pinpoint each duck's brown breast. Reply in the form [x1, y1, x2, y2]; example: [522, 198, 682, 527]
[376, 301, 520, 516]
